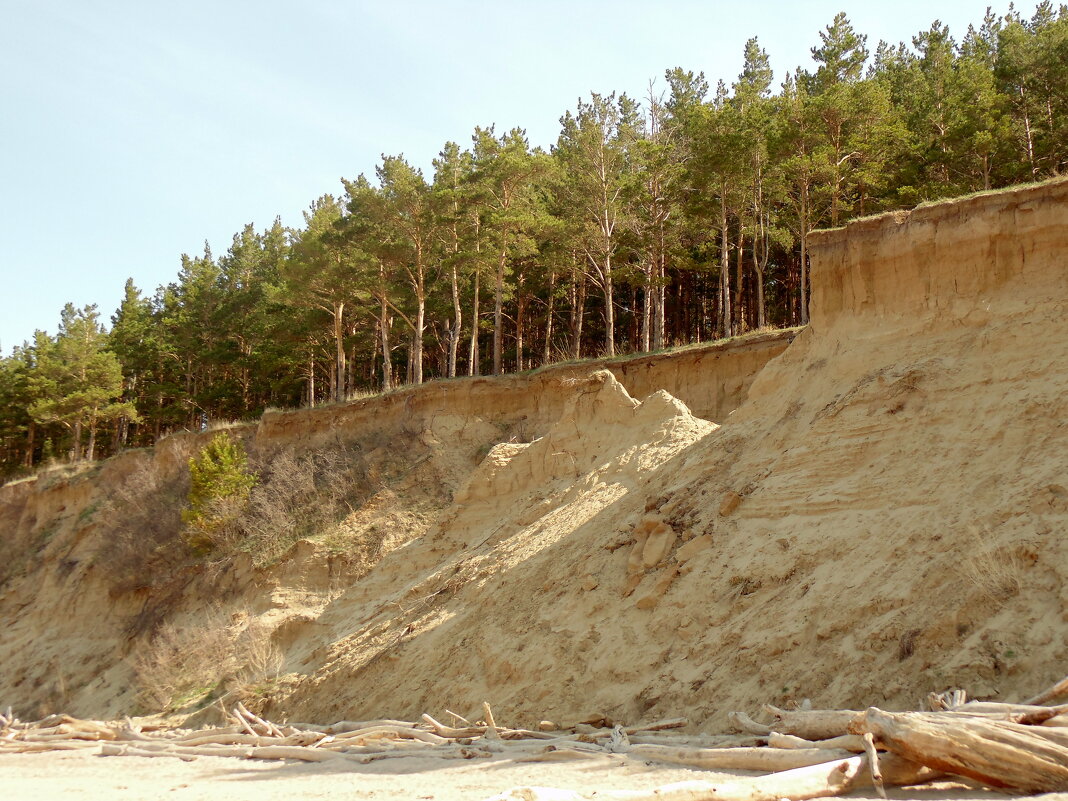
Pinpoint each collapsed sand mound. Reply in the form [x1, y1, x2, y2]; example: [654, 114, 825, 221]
[269, 371, 715, 723]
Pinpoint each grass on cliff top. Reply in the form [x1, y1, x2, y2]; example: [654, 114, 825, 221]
[1, 459, 102, 489]
[524, 325, 800, 376]
[261, 326, 800, 418]
[815, 175, 1068, 234]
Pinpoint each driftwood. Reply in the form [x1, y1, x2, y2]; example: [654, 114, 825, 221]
[100, 742, 345, 762]
[948, 700, 1068, 724]
[727, 711, 769, 736]
[765, 732, 867, 752]
[854, 706, 1068, 793]
[1026, 674, 1068, 706]
[331, 724, 449, 744]
[0, 702, 706, 776]
[762, 705, 862, 740]
[8, 689, 1067, 801]
[511, 747, 620, 763]
[629, 734, 757, 748]
[287, 718, 416, 734]
[629, 744, 855, 771]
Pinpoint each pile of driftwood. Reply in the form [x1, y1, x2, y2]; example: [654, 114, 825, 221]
[0, 701, 695, 765]
[491, 675, 1068, 801]
[2, 676, 1067, 801]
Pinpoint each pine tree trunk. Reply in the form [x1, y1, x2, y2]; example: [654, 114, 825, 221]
[515, 271, 525, 371]
[87, 416, 97, 462]
[333, 301, 346, 402]
[493, 247, 506, 376]
[736, 227, 746, 333]
[413, 291, 425, 385]
[641, 264, 652, 352]
[800, 182, 810, 326]
[448, 262, 461, 378]
[1021, 88, 1037, 176]
[653, 250, 666, 351]
[753, 185, 767, 330]
[379, 295, 392, 392]
[542, 268, 556, 365]
[25, 419, 35, 467]
[468, 265, 480, 377]
[603, 254, 615, 357]
[720, 191, 732, 338]
[569, 268, 586, 360]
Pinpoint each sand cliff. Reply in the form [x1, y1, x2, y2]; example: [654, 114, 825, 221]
[1, 179, 1065, 730]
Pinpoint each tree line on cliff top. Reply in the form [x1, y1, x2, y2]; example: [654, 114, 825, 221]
[1, 4, 1066, 477]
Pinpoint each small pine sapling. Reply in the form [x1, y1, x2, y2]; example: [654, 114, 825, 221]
[182, 434, 257, 554]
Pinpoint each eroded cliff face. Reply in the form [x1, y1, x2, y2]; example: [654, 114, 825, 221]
[2, 180, 1065, 728]
[0, 332, 790, 719]
[262, 180, 1068, 727]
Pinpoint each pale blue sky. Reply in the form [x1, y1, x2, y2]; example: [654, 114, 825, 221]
[1, 0, 1001, 352]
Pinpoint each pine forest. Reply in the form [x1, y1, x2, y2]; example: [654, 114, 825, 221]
[2, 5, 1067, 478]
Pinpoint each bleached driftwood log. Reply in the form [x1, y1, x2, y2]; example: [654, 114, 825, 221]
[330, 724, 449, 744]
[853, 707, 1068, 793]
[762, 705, 862, 740]
[1026, 674, 1068, 706]
[288, 718, 418, 733]
[948, 701, 1068, 724]
[630, 734, 759, 748]
[628, 744, 855, 771]
[765, 732, 867, 752]
[726, 711, 769, 736]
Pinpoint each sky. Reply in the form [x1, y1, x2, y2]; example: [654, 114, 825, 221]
[1, 0, 1004, 353]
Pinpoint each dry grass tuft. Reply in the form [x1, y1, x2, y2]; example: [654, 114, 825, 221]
[231, 445, 372, 567]
[97, 461, 190, 595]
[959, 528, 1023, 602]
[133, 613, 236, 712]
[133, 613, 285, 713]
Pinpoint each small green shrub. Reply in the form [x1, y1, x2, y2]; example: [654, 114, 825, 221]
[182, 434, 258, 554]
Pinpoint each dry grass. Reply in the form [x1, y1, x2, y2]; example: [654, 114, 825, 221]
[133, 612, 284, 713]
[100, 442, 376, 583]
[959, 528, 1023, 602]
[229, 445, 372, 567]
[133, 612, 236, 712]
[96, 461, 190, 595]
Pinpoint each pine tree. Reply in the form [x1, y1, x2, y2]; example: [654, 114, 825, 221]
[27, 304, 138, 461]
[555, 93, 642, 356]
[471, 127, 548, 374]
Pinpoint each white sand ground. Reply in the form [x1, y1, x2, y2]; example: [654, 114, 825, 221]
[0, 749, 1023, 801]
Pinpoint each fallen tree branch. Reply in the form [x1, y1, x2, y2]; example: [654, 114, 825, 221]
[727, 711, 769, 736]
[762, 705, 862, 740]
[949, 701, 1068, 724]
[862, 733, 885, 799]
